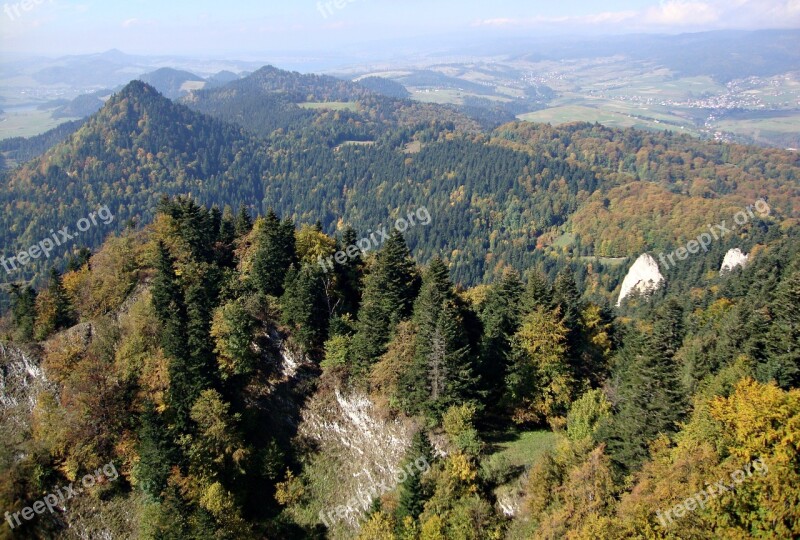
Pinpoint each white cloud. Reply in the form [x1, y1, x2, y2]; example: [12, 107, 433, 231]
[644, 2, 720, 26]
[472, 0, 800, 30]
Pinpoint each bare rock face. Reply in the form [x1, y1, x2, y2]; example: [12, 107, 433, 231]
[617, 253, 665, 306]
[720, 248, 749, 274]
[0, 342, 51, 414]
[299, 386, 418, 528]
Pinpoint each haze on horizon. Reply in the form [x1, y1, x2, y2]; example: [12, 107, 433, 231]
[1, 0, 799, 60]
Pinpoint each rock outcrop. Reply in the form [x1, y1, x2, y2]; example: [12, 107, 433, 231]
[720, 248, 749, 274]
[299, 386, 418, 528]
[617, 253, 665, 306]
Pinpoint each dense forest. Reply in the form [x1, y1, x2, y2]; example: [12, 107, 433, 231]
[0, 66, 799, 539]
[0, 195, 798, 539]
[1, 71, 798, 292]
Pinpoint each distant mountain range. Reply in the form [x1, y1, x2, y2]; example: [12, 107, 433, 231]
[1, 64, 797, 294]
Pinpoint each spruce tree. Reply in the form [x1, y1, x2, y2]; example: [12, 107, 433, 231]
[9, 283, 37, 342]
[234, 204, 253, 237]
[219, 205, 236, 246]
[766, 268, 800, 387]
[351, 230, 419, 371]
[396, 430, 433, 524]
[251, 211, 296, 297]
[600, 305, 687, 474]
[477, 270, 523, 404]
[334, 226, 363, 317]
[152, 242, 196, 432]
[184, 271, 217, 393]
[137, 401, 175, 499]
[47, 267, 75, 331]
[281, 264, 329, 354]
[521, 270, 552, 314]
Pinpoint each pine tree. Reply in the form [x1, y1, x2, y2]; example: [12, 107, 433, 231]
[251, 211, 296, 297]
[281, 264, 329, 354]
[396, 430, 434, 523]
[351, 231, 419, 371]
[765, 268, 800, 387]
[478, 270, 523, 405]
[234, 204, 253, 237]
[9, 283, 36, 342]
[136, 401, 175, 499]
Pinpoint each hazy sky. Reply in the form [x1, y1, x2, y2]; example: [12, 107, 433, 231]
[1, 0, 799, 56]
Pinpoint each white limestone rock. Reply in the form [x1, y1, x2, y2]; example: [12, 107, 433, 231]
[617, 253, 665, 306]
[720, 248, 749, 274]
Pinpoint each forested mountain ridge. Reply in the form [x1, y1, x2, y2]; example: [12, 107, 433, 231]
[1, 71, 799, 294]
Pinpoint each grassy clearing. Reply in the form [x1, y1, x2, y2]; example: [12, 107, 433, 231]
[551, 232, 576, 249]
[298, 101, 359, 111]
[581, 256, 628, 267]
[490, 430, 558, 469]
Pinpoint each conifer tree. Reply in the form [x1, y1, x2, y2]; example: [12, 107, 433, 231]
[521, 270, 552, 314]
[9, 283, 37, 342]
[281, 264, 329, 354]
[152, 241, 197, 432]
[251, 211, 296, 297]
[478, 270, 523, 404]
[35, 268, 75, 339]
[234, 204, 253, 237]
[137, 401, 175, 499]
[351, 230, 419, 371]
[219, 205, 236, 246]
[334, 226, 363, 317]
[600, 303, 687, 474]
[184, 271, 218, 392]
[396, 430, 433, 524]
[766, 267, 800, 387]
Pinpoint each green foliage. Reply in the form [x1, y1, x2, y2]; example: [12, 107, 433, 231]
[8, 283, 36, 341]
[211, 296, 259, 379]
[566, 389, 611, 442]
[281, 264, 328, 355]
[351, 230, 419, 371]
[251, 211, 297, 297]
[600, 307, 687, 474]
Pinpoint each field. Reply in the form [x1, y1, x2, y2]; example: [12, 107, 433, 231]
[717, 111, 800, 148]
[518, 104, 694, 134]
[0, 110, 77, 140]
[352, 56, 800, 149]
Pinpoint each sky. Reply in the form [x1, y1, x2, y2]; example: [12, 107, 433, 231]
[0, 0, 799, 56]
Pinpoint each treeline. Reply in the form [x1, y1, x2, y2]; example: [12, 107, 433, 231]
[2, 77, 799, 298]
[2, 196, 798, 539]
